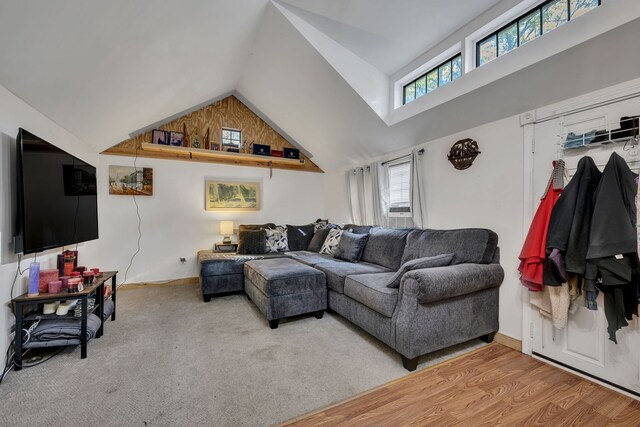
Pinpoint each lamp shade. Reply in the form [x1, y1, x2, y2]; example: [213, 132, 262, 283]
[220, 221, 234, 236]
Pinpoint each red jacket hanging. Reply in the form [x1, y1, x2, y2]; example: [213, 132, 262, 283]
[519, 161, 565, 291]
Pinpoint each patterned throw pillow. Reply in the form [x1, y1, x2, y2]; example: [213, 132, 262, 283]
[265, 226, 289, 253]
[313, 219, 329, 232]
[320, 228, 343, 256]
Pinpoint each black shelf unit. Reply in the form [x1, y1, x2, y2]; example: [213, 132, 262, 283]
[12, 271, 118, 370]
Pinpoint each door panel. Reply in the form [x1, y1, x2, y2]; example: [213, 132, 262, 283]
[530, 97, 640, 394]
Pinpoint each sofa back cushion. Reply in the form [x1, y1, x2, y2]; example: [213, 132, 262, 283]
[401, 228, 498, 265]
[286, 224, 315, 251]
[343, 224, 372, 235]
[361, 227, 411, 270]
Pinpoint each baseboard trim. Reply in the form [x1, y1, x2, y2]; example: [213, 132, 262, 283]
[494, 332, 522, 352]
[121, 277, 199, 289]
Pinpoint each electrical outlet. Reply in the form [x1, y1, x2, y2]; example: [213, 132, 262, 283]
[179, 257, 186, 263]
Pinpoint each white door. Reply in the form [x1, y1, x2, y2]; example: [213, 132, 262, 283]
[530, 97, 640, 394]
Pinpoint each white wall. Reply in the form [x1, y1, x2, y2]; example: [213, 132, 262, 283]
[0, 84, 102, 370]
[97, 155, 326, 284]
[324, 115, 525, 340]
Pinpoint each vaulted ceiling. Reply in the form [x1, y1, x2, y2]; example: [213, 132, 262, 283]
[0, 1, 638, 171]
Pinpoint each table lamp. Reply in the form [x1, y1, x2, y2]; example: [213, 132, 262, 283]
[220, 220, 234, 244]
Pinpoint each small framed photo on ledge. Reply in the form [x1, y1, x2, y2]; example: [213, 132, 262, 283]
[152, 129, 169, 145]
[169, 131, 184, 147]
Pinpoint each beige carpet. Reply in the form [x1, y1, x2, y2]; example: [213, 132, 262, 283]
[0, 284, 484, 426]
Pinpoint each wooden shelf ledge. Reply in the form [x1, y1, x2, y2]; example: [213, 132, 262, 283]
[141, 143, 304, 165]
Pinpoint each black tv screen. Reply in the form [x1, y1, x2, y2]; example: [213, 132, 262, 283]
[15, 128, 98, 254]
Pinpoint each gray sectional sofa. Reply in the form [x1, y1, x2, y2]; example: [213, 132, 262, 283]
[198, 226, 504, 371]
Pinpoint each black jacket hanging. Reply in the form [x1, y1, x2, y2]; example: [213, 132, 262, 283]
[544, 156, 602, 286]
[585, 152, 639, 342]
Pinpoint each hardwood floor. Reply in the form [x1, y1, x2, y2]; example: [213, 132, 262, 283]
[282, 344, 640, 426]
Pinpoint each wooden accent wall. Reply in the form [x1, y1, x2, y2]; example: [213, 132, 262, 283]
[102, 95, 322, 173]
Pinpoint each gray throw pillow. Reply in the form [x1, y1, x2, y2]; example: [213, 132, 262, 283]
[385, 253, 454, 288]
[334, 231, 369, 263]
[313, 219, 329, 232]
[308, 228, 331, 253]
[237, 229, 267, 254]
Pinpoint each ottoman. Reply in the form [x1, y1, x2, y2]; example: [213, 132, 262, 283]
[244, 258, 327, 329]
[198, 251, 286, 302]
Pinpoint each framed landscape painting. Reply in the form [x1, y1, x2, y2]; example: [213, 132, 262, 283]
[109, 165, 153, 196]
[205, 181, 259, 211]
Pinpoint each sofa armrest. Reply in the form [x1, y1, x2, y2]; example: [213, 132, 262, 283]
[400, 263, 504, 304]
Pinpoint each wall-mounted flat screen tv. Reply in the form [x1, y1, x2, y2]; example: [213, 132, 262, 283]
[14, 128, 98, 254]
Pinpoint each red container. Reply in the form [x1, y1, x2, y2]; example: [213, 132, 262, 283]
[39, 269, 59, 293]
[48, 281, 62, 294]
[70, 271, 81, 277]
[68, 278, 82, 293]
[271, 150, 284, 158]
[83, 271, 94, 284]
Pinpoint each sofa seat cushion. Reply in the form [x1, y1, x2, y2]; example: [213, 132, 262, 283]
[198, 251, 286, 277]
[244, 258, 325, 297]
[314, 260, 391, 293]
[286, 251, 334, 266]
[344, 273, 399, 317]
[401, 228, 498, 266]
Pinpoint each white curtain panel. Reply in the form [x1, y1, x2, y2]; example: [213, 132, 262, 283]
[348, 161, 391, 226]
[411, 148, 427, 228]
[347, 168, 366, 225]
[371, 160, 390, 227]
[362, 166, 374, 225]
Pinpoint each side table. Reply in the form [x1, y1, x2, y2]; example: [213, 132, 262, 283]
[214, 242, 238, 253]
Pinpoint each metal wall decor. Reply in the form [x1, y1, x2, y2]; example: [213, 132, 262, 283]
[447, 138, 481, 170]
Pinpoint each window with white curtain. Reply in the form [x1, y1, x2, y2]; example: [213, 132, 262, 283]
[388, 161, 411, 216]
